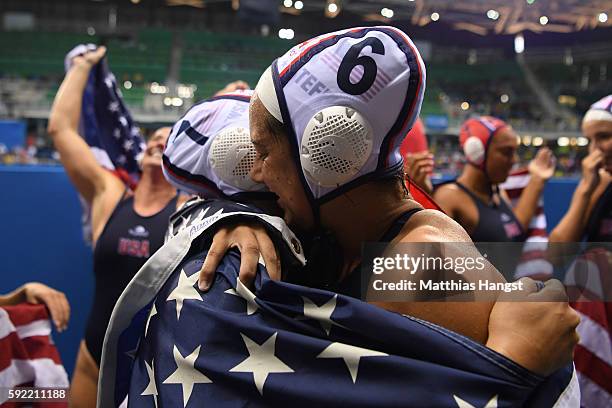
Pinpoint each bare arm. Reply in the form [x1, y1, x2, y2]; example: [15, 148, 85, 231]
[512, 148, 555, 230]
[549, 149, 607, 243]
[371, 210, 503, 344]
[47, 46, 112, 204]
[0, 283, 70, 332]
[375, 211, 579, 376]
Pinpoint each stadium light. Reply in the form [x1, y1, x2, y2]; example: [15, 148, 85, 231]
[557, 137, 569, 147]
[87, 26, 96, 36]
[539, 16, 548, 25]
[431, 12, 440, 21]
[283, 0, 293, 8]
[278, 28, 295, 40]
[533, 137, 543, 147]
[514, 33, 525, 54]
[381, 8, 394, 18]
[123, 81, 132, 90]
[294, 1, 303, 10]
[500, 94, 509, 103]
[487, 10, 499, 20]
[460, 101, 469, 110]
[522, 135, 532, 146]
[577, 137, 589, 146]
[328, 3, 337, 13]
[598, 13, 608, 23]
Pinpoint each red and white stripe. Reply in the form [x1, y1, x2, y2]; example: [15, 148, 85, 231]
[501, 168, 553, 279]
[564, 248, 612, 407]
[0, 304, 69, 407]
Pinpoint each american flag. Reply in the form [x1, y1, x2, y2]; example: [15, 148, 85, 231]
[563, 246, 612, 407]
[99, 199, 579, 407]
[501, 168, 553, 280]
[65, 44, 145, 188]
[0, 304, 69, 407]
[65, 45, 147, 243]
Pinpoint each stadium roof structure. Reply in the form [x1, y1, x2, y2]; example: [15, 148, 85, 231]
[281, 0, 611, 35]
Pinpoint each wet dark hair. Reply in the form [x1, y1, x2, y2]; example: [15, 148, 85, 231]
[263, 108, 285, 142]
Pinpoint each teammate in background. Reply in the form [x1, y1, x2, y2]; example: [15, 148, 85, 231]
[548, 95, 612, 408]
[0, 282, 70, 332]
[433, 116, 555, 242]
[47, 47, 189, 407]
[400, 118, 434, 195]
[549, 95, 612, 243]
[203, 27, 579, 378]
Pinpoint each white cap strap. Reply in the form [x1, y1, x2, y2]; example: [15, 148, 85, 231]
[255, 66, 283, 124]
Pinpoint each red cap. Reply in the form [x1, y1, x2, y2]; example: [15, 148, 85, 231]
[459, 116, 508, 169]
[400, 118, 428, 157]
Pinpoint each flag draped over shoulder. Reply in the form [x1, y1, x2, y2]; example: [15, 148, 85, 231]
[0, 304, 69, 407]
[99, 200, 579, 408]
[501, 168, 553, 280]
[564, 246, 612, 407]
[64, 44, 146, 190]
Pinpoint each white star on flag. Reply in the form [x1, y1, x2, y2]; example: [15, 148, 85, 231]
[453, 395, 498, 408]
[230, 332, 294, 395]
[163, 345, 212, 407]
[113, 128, 122, 139]
[117, 155, 127, 165]
[104, 75, 115, 89]
[144, 303, 157, 337]
[125, 337, 140, 360]
[224, 278, 258, 315]
[191, 208, 209, 225]
[119, 116, 128, 127]
[166, 269, 201, 320]
[131, 127, 141, 136]
[141, 359, 158, 408]
[178, 214, 192, 233]
[302, 295, 343, 335]
[108, 101, 119, 112]
[123, 139, 134, 152]
[317, 342, 387, 383]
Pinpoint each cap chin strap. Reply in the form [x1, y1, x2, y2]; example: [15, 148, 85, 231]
[254, 66, 283, 124]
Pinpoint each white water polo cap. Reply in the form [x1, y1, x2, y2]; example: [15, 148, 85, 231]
[163, 90, 266, 197]
[255, 26, 426, 202]
[583, 95, 612, 124]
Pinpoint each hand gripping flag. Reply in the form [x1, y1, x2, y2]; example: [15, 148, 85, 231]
[98, 199, 579, 408]
[65, 44, 146, 188]
[64, 45, 147, 244]
[0, 304, 69, 407]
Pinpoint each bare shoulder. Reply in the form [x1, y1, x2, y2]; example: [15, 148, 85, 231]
[432, 182, 463, 200]
[90, 172, 128, 242]
[398, 209, 471, 243]
[432, 183, 466, 214]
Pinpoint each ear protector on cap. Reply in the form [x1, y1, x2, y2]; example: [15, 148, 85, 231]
[462, 132, 487, 166]
[209, 126, 259, 191]
[300, 106, 374, 187]
[163, 91, 268, 198]
[459, 116, 507, 170]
